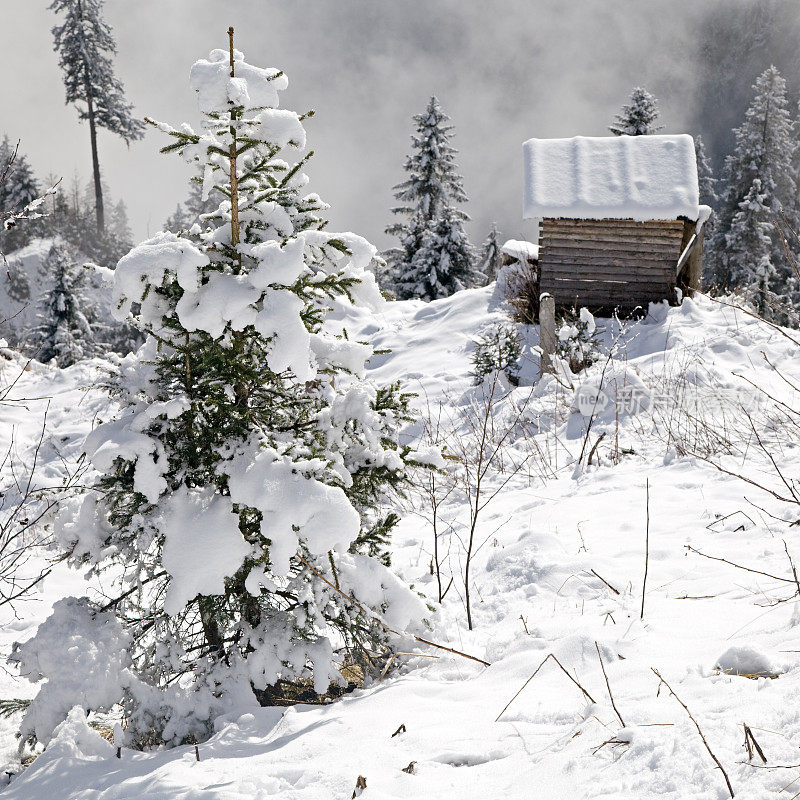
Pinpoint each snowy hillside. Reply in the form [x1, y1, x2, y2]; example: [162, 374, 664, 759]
[2, 285, 800, 798]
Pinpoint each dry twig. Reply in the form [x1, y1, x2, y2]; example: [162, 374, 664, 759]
[743, 723, 767, 764]
[595, 642, 625, 727]
[295, 553, 490, 667]
[651, 668, 734, 798]
[495, 653, 597, 722]
[641, 478, 650, 620]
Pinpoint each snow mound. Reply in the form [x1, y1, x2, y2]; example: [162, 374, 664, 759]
[715, 645, 778, 677]
[39, 707, 113, 760]
[501, 239, 539, 262]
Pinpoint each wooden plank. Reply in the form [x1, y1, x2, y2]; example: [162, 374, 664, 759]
[542, 228, 683, 241]
[541, 246, 680, 262]
[542, 237, 683, 250]
[543, 218, 685, 230]
[541, 238, 683, 253]
[540, 265, 675, 283]
[546, 261, 674, 274]
[544, 279, 674, 295]
[541, 257, 673, 273]
[545, 293, 674, 307]
[541, 247, 677, 262]
[542, 228, 685, 244]
[686, 225, 704, 294]
[540, 256, 678, 273]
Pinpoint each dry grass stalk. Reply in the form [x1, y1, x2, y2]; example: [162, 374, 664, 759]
[651, 668, 735, 798]
[495, 653, 597, 722]
[589, 569, 620, 595]
[743, 724, 767, 764]
[640, 478, 650, 620]
[595, 642, 626, 728]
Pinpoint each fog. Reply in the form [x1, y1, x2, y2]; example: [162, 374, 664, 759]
[2, 0, 798, 249]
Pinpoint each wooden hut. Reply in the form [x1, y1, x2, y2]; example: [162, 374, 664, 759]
[522, 134, 708, 318]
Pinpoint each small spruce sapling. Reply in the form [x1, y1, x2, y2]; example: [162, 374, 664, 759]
[556, 307, 599, 373]
[34, 243, 98, 366]
[471, 322, 522, 386]
[15, 31, 427, 749]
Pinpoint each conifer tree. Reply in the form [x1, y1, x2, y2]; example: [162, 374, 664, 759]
[478, 223, 502, 284]
[0, 137, 42, 252]
[108, 199, 132, 245]
[397, 205, 476, 300]
[694, 135, 719, 208]
[33, 243, 99, 366]
[386, 97, 474, 299]
[50, 0, 145, 232]
[724, 180, 775, 317]
[163, 173, 220, 233]
[14, 34, 426, 748]
[609, 87, 664, 136]
[708, 66, 797, 292]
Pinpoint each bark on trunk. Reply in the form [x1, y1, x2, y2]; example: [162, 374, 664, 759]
[84, 67, 104, 233]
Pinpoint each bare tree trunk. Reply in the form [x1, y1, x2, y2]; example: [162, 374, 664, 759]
[228, 27, 241, 255]
[198, 595, 226, 659]
[84, 66, 104, 233]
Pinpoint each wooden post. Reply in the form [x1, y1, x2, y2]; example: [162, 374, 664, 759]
[539, 293, 556, 377]
[686, 224, 704, 296]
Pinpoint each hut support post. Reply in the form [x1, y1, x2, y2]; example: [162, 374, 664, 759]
[686, 224, 704, 296]
[539, 293, 556, 377]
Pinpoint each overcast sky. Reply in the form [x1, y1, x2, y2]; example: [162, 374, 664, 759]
[1, 1, 736, 249]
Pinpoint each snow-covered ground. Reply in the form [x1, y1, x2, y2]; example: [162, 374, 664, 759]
[3, 285, 800, 798]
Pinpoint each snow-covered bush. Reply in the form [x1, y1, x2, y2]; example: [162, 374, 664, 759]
[10, 598, 130, 749]
[19, 40, 427, 749]
[470, 322, 521, 385]
[557, 307, 599, 373]
[496, 258, 538, 325]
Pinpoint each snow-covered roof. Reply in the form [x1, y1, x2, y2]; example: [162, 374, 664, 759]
[501, 239, 539, 262]
[522, 134, 700, 222]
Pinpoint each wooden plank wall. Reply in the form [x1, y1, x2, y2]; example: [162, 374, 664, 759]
[538, 218, 687, 316]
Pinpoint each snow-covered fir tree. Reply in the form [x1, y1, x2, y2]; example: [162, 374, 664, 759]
[695, 134, 719, 208]
[13, 36, 427, 749]
[725, 180, 775, 317]
[694, 134, 719, 274]
[50, 0, 145, 232]
[478, 223, 502, 284]
[609, 87, 664, 136]
[164, 172, 220, 233]
[0, 136, 42, 252]
[396, 205, 476, 300]
[708, 66, 797, 293]
[385, 97, 474, 299]
[33, 243, 101, 366]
